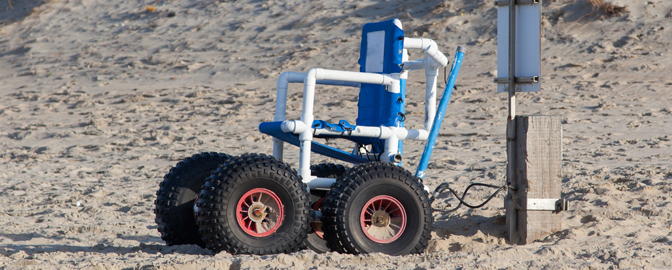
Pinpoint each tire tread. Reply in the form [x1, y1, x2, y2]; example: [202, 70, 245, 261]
[196, 153, 310, 255]
[322, 162, 433, 255]
[154, 152, 230, 247]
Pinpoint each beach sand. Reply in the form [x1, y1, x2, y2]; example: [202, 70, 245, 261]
[0, 0, 671, 268]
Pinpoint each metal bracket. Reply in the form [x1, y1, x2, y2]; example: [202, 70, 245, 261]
[495, 76, 539, 84]
[495, 0, 539, 6]
[522, 198, 568, 212]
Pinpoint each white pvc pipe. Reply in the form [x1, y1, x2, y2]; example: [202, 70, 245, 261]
[391, 127, 429, 141]
[307, 177, 337, 190]
[405, 39, 446, 133]
[306, 124, 429, 141]
[425, 45, 449, 69]
[274, 72, 306, 160]
[401, 38, 449, 132]
[401, 49, 410, 80]
[275, 72, 306, 122]
[382, 134, 400, 163]
[281, 120, 308, 134]
[404, 38, 436, 50]
[388, 73, 401, 94]
[298, 69, 318, 180]
[423, 45, 446, 132]
[272, 139, 284, 161]
[424, 74, 438, 131]
[403, 59, 425, 71]
[393, 19, 403, 30]
[314, 68, 396, 87]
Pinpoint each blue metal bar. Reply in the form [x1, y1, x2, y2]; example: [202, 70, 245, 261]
[259, 122, 371, 164]
[415, 46, 466, 179]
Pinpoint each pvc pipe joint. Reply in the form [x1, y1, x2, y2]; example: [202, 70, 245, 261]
[390, 154, 402, 163]
[281, 120, 308, 134]
[425, 45, 449, 69]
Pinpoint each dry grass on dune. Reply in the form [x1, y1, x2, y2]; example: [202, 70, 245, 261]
[588, 0, 628, 17]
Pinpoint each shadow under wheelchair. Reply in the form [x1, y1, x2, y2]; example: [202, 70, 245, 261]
[0, 233, 212, 256]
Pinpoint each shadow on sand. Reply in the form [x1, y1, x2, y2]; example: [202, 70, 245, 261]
[0, 233, 212, 256]
[0, 0, 46, 25]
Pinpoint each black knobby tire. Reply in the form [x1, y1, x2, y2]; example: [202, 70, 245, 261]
[196, 153, 310, 255]
[322, 162, 433, 255]
[310, 163, 348, 178]
[305, 163, 348, 253]
[154, 152, 230, 247]
[308, 163, 348, 200]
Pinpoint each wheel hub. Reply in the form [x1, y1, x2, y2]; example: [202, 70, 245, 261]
[371, 210, 390, 227]
[248, 203, 267, 222]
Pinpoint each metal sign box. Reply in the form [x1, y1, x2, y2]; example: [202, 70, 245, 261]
[496, 0, 541, 93]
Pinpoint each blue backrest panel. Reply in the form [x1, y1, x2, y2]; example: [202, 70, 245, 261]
[357, 20, 405, 129]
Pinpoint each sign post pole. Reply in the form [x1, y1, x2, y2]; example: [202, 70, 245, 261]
[505, 0, 519, 244]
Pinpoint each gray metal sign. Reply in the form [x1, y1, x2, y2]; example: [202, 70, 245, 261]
[496, 0, 541, 93]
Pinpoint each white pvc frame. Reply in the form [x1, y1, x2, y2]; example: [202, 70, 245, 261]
[270, 20, 449, 191]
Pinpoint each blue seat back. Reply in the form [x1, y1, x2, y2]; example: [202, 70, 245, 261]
[357, 20, 406, 154]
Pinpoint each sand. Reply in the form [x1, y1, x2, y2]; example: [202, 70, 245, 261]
[0, 0, 671, 269]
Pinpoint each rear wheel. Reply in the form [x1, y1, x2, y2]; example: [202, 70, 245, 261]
[154, 152, 230, 247]
[305, 163, 348, 253]
[196, 154, 310, 255]
[322, 162, 433, 255]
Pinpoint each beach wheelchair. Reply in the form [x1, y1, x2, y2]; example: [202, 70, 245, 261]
[154, 19, 465, 256]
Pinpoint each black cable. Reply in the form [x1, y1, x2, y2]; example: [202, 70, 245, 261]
[443, 64, 448, 84]
[358, 143, 379, 161]
[357, 143, 370, 159]
[431, 182, 506, 213]
[376, 141, 384, 161]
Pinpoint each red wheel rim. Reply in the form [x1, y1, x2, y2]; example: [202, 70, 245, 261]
[193, 195, 199, 220]
[311, 197, 326, 239]
[236, 188, 284, 237]
[360, 195, 407, 243]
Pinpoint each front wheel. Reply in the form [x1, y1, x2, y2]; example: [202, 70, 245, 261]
[196, 154, 310, 255]
[322, 162, 433, 255]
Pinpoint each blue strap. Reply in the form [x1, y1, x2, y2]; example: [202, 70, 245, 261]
[312, 120, 356, 133]
[338, 120, 355, 131]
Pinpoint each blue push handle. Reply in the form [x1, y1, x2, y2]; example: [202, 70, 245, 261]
[415, 46, 466, 179]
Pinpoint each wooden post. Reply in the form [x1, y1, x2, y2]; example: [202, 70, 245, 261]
[506, 115, 563, 244]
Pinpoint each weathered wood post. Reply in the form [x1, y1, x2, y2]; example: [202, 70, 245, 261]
[496, 0, 567, 244]
[510, 115, 565, 244]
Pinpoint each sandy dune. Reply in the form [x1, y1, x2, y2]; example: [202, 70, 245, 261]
[1, 0, 671, 269]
